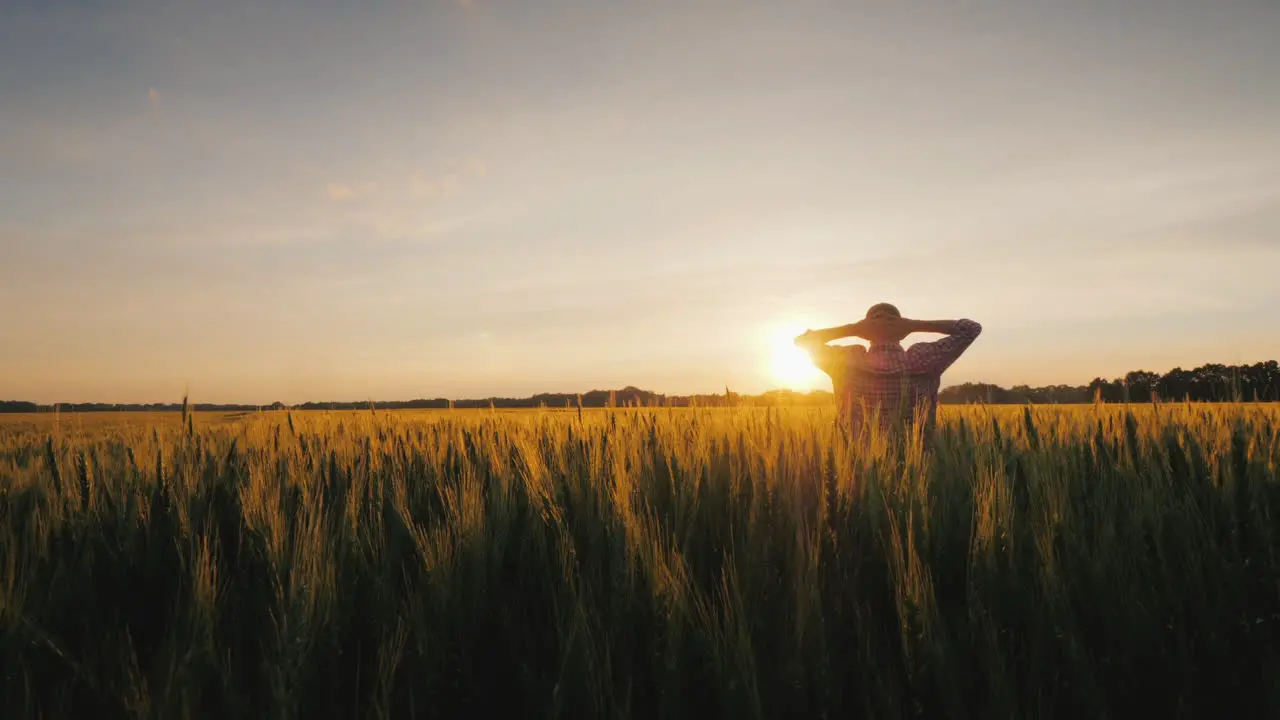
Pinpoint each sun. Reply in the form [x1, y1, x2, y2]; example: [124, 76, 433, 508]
[765, 325, 828, 391]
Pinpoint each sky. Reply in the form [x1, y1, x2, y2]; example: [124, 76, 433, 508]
[2, 0, 1278, 403]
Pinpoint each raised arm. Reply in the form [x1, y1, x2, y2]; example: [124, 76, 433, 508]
[793, 323, 862, 349]
[902, 318, 982, 375]
[902, 319, 972, 335]
[794, 323, 867, 378]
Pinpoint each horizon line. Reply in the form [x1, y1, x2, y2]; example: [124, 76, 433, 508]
[5, 358, 1277, 408]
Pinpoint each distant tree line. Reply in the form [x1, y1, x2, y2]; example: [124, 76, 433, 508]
[940, 361, 1280, 404]
[3, 361, 1277, 413]
[0, 401, 292, 413]
[290, 387, 836, 410]
[0, 401, 42, 413]
[0, 388, 834, 413]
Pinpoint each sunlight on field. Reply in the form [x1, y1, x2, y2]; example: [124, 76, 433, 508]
[2, 402, 1279, 716]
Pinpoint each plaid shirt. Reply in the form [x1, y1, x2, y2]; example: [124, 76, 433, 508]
[811, 319, 982, 437]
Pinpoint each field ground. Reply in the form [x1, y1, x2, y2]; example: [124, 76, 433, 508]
[3, 404, 1279, 718]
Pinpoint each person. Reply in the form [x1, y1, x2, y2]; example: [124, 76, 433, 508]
[794, 303, 982, 444]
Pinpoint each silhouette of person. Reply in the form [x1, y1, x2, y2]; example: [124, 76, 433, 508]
[794, 303, 981, 444]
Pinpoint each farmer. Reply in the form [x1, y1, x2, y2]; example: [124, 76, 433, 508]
[794, 303, 982, 444]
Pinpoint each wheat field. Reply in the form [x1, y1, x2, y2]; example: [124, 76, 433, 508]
[2, 403, 1278, 719]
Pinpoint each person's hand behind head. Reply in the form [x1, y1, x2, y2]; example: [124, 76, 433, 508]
[859, 304, 912, 344]
[856, 318, 907, 343]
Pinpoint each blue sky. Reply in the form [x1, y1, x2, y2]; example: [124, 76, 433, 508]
[2, 0, 1278, 403]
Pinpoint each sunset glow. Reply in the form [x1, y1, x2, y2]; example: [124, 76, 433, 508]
[766, 326, 830, 391]
[1, 1, 1277, 404]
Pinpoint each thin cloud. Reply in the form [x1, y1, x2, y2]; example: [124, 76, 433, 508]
[406, 172, 459, 199]
[326, 181, 377, 202]
[148, 88, 161, 106]
[406, 158, 487, 199]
